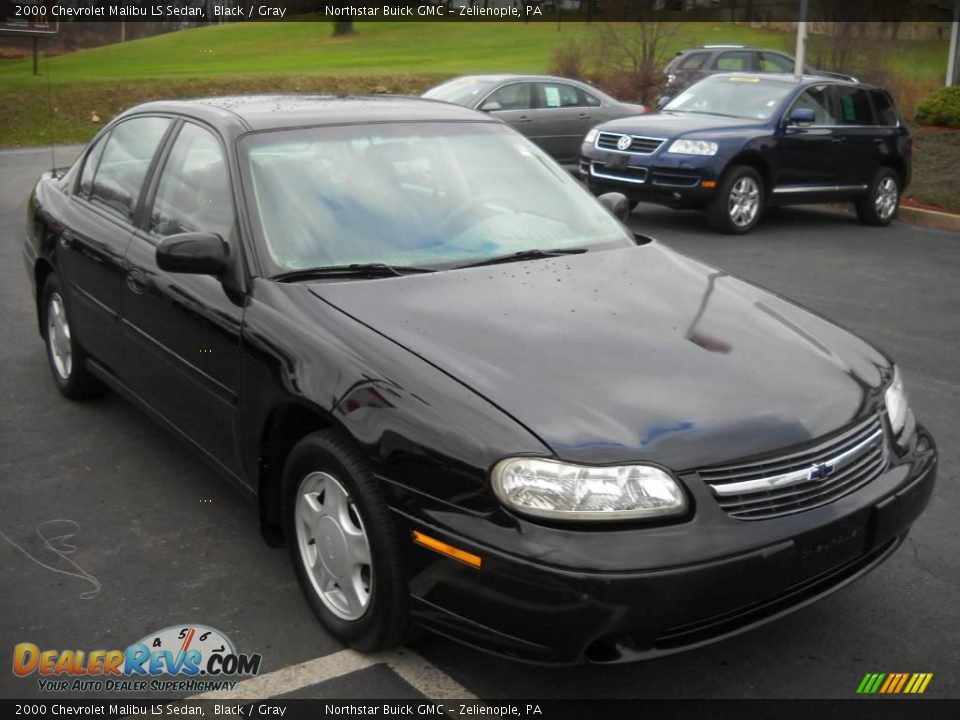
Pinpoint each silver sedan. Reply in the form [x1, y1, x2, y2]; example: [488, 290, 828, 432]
[423, 74, 646, 167]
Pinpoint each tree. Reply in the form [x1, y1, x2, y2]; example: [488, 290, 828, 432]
[588, 19, 678, 106]
[332, 20, 355, 36]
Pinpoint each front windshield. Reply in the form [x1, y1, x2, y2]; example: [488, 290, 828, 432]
[422, 79, 492, 106]
[664, 76, 794, 120]
[241, 122, 634, 274]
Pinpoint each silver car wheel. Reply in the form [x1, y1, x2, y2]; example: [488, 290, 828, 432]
[875, 176, 898, 220]
[728, 176, 760, 227]
[295, 471, 372, 621]
[47, 292, 72, 380]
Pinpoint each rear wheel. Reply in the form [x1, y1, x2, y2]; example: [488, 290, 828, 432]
[282, 429, 409, 651]
[706, 165, 764, 234]
[856, 167, 900, 226]
[41, 274, 106, 401]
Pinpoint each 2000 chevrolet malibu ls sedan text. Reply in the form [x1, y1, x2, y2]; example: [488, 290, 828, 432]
[25, 95, 936, 664]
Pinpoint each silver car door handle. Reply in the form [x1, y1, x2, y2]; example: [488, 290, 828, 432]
[515, 115, 532, 123]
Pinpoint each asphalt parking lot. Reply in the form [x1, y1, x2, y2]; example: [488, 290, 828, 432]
[1, 146, 958, 700]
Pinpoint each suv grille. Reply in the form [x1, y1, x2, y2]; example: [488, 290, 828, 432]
[596, 132, 665, 155]
[701, 415, 888, 520]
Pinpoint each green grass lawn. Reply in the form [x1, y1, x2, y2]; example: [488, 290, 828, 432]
[0, 21, 949, 147]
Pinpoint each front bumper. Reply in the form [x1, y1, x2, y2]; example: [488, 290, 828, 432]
[394, 428, 937, 665]
[579, 142, 720, 208]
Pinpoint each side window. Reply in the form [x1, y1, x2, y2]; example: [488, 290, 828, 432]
[581, 89, 602, 107]
[678, 52, 709, 71]
[538, 82, 581, 109]
[89, 117, 170, 222]
[78, 133, 108, 198]
[835, 86, 874, 125]
[149, 123, 235, 241]
[870, 90, 899, 126]
[758, 52, 794, 73]
[480, 83, 533, 112]
[712, 51, 752, 71]
[790, 85, 836, 125]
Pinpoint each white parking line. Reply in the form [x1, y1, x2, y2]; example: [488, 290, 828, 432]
[190, 647, 477, 700]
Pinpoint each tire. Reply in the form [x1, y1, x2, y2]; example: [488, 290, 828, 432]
[282, 429, 409, 652]
[856, 167, 900, 226]
[706, 165, 765, 234]
[41, 273, 106, 401]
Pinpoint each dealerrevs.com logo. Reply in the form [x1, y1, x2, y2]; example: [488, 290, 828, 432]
[13, 624, 262, 693]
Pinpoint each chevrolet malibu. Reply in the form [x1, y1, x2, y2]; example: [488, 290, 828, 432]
[25, 95, 936, 664]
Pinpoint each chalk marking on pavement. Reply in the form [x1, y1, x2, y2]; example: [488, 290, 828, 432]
[0, 519, 102, 600]
[190, 647, 476, 700]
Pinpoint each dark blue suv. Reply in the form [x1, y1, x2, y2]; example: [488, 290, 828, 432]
[580, 74, 910, 233]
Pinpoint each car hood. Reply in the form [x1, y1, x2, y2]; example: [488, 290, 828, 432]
[598, 111, 765, 139]
[309, 244, 889, 471]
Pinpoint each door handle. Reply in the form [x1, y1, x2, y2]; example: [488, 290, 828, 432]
[515, 115, 532, 123]
[830, 136, 846, 143]
[126, 270, 149, 294]
[578, 113, 591, 120]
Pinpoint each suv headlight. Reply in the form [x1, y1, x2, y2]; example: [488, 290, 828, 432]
[491, 458, 687, 521]
[885, 366, 909, 435]
[584, 128, 599, 144]
[668, 139, 719, 156]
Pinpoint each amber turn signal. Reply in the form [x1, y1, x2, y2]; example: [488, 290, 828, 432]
[412, 530, 482, 568]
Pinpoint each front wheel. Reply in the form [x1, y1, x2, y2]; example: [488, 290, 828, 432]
[282, 430, 409, 652]
[856, 167, 900, 226]
[706, 165, 765, 234]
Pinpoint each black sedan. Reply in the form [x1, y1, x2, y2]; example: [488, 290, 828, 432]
[423, 74, 645, 166]
[581, 74, 910, 233]
[24, 95, 936, 664]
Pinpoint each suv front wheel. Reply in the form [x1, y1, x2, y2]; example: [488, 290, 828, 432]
[856, 167, 900, 226]
[706, 165, 765, 234]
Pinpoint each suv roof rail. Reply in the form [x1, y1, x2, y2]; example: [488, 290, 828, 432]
[702, 44, 746, 49]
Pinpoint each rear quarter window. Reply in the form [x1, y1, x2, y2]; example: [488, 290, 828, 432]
[870, 90, 899, 126]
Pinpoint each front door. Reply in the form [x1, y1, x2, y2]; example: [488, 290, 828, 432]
[122, 120, 244, 476]
[774, 84, 842, 193]
[479, 82, 537, 142]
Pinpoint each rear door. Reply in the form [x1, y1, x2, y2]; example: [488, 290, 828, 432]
[59, 116, 172, 378]
[530, 81, 592, 163]
[122, 120, 245, 476]
[831, 85, 883, 188]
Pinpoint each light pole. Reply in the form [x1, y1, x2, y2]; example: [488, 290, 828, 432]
[948, 0, 959, 86]
[794, 0, 808, 78]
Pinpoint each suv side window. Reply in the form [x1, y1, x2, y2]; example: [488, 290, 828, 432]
[149, 122, 235, 241]
[869, 90, 899, 126]
[78, 132, 109, 198]
[538, 82, 581, 108]
[678, 52, 709, 70]
[790, 85, 836, 125]
[88, 117, 170, 222]
[480, 83, 534, 111]
[835, 86, 875, 125]
[758, 52, 794, 73]
[713, 51, 752, 71]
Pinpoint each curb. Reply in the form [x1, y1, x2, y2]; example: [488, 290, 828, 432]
[898, 205, 960, 233]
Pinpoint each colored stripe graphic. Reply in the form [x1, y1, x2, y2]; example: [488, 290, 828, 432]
[857, 672, 933, 694]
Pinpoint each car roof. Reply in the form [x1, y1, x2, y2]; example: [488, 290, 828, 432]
[704, 72, 875, 89]
[440, 73, 597, 86]
[116, 94, 492, 136]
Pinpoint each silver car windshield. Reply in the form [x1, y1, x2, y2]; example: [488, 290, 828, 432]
[665, 76, 795, 120]
[421, 78, 492, 106]
[241, 122, 634, 274]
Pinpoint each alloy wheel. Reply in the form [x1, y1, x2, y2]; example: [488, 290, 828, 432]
[294, 471, 373, 621]
[875, 176, 898, 220]
[728, 176, 760, 228]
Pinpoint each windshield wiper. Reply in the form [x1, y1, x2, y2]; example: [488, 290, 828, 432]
[273, 263, 436, 282]
[456, 247, 588, 269]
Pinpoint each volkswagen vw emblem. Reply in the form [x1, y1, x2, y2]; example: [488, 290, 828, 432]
[616, 135, 632, 151]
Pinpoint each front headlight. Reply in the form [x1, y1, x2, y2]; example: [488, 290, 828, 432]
[668, 139, 719, 156]
[584, 128, 599, 144]
[491, 458, 687, 521]
[885, 366, 909, 435]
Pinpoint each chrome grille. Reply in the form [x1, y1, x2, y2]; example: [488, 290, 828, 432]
[701, 415, 888, 520]
[596, 132, 665, 155]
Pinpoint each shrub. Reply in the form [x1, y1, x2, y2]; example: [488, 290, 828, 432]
[915, 87, 960, 128]
[548, 39, 588, 81]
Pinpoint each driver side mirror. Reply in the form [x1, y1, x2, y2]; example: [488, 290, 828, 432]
[787, 107, 816, 127]
[597, 192, 631, 222]
[156, 232, 229, 276]
[480, 100, 502, 112]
